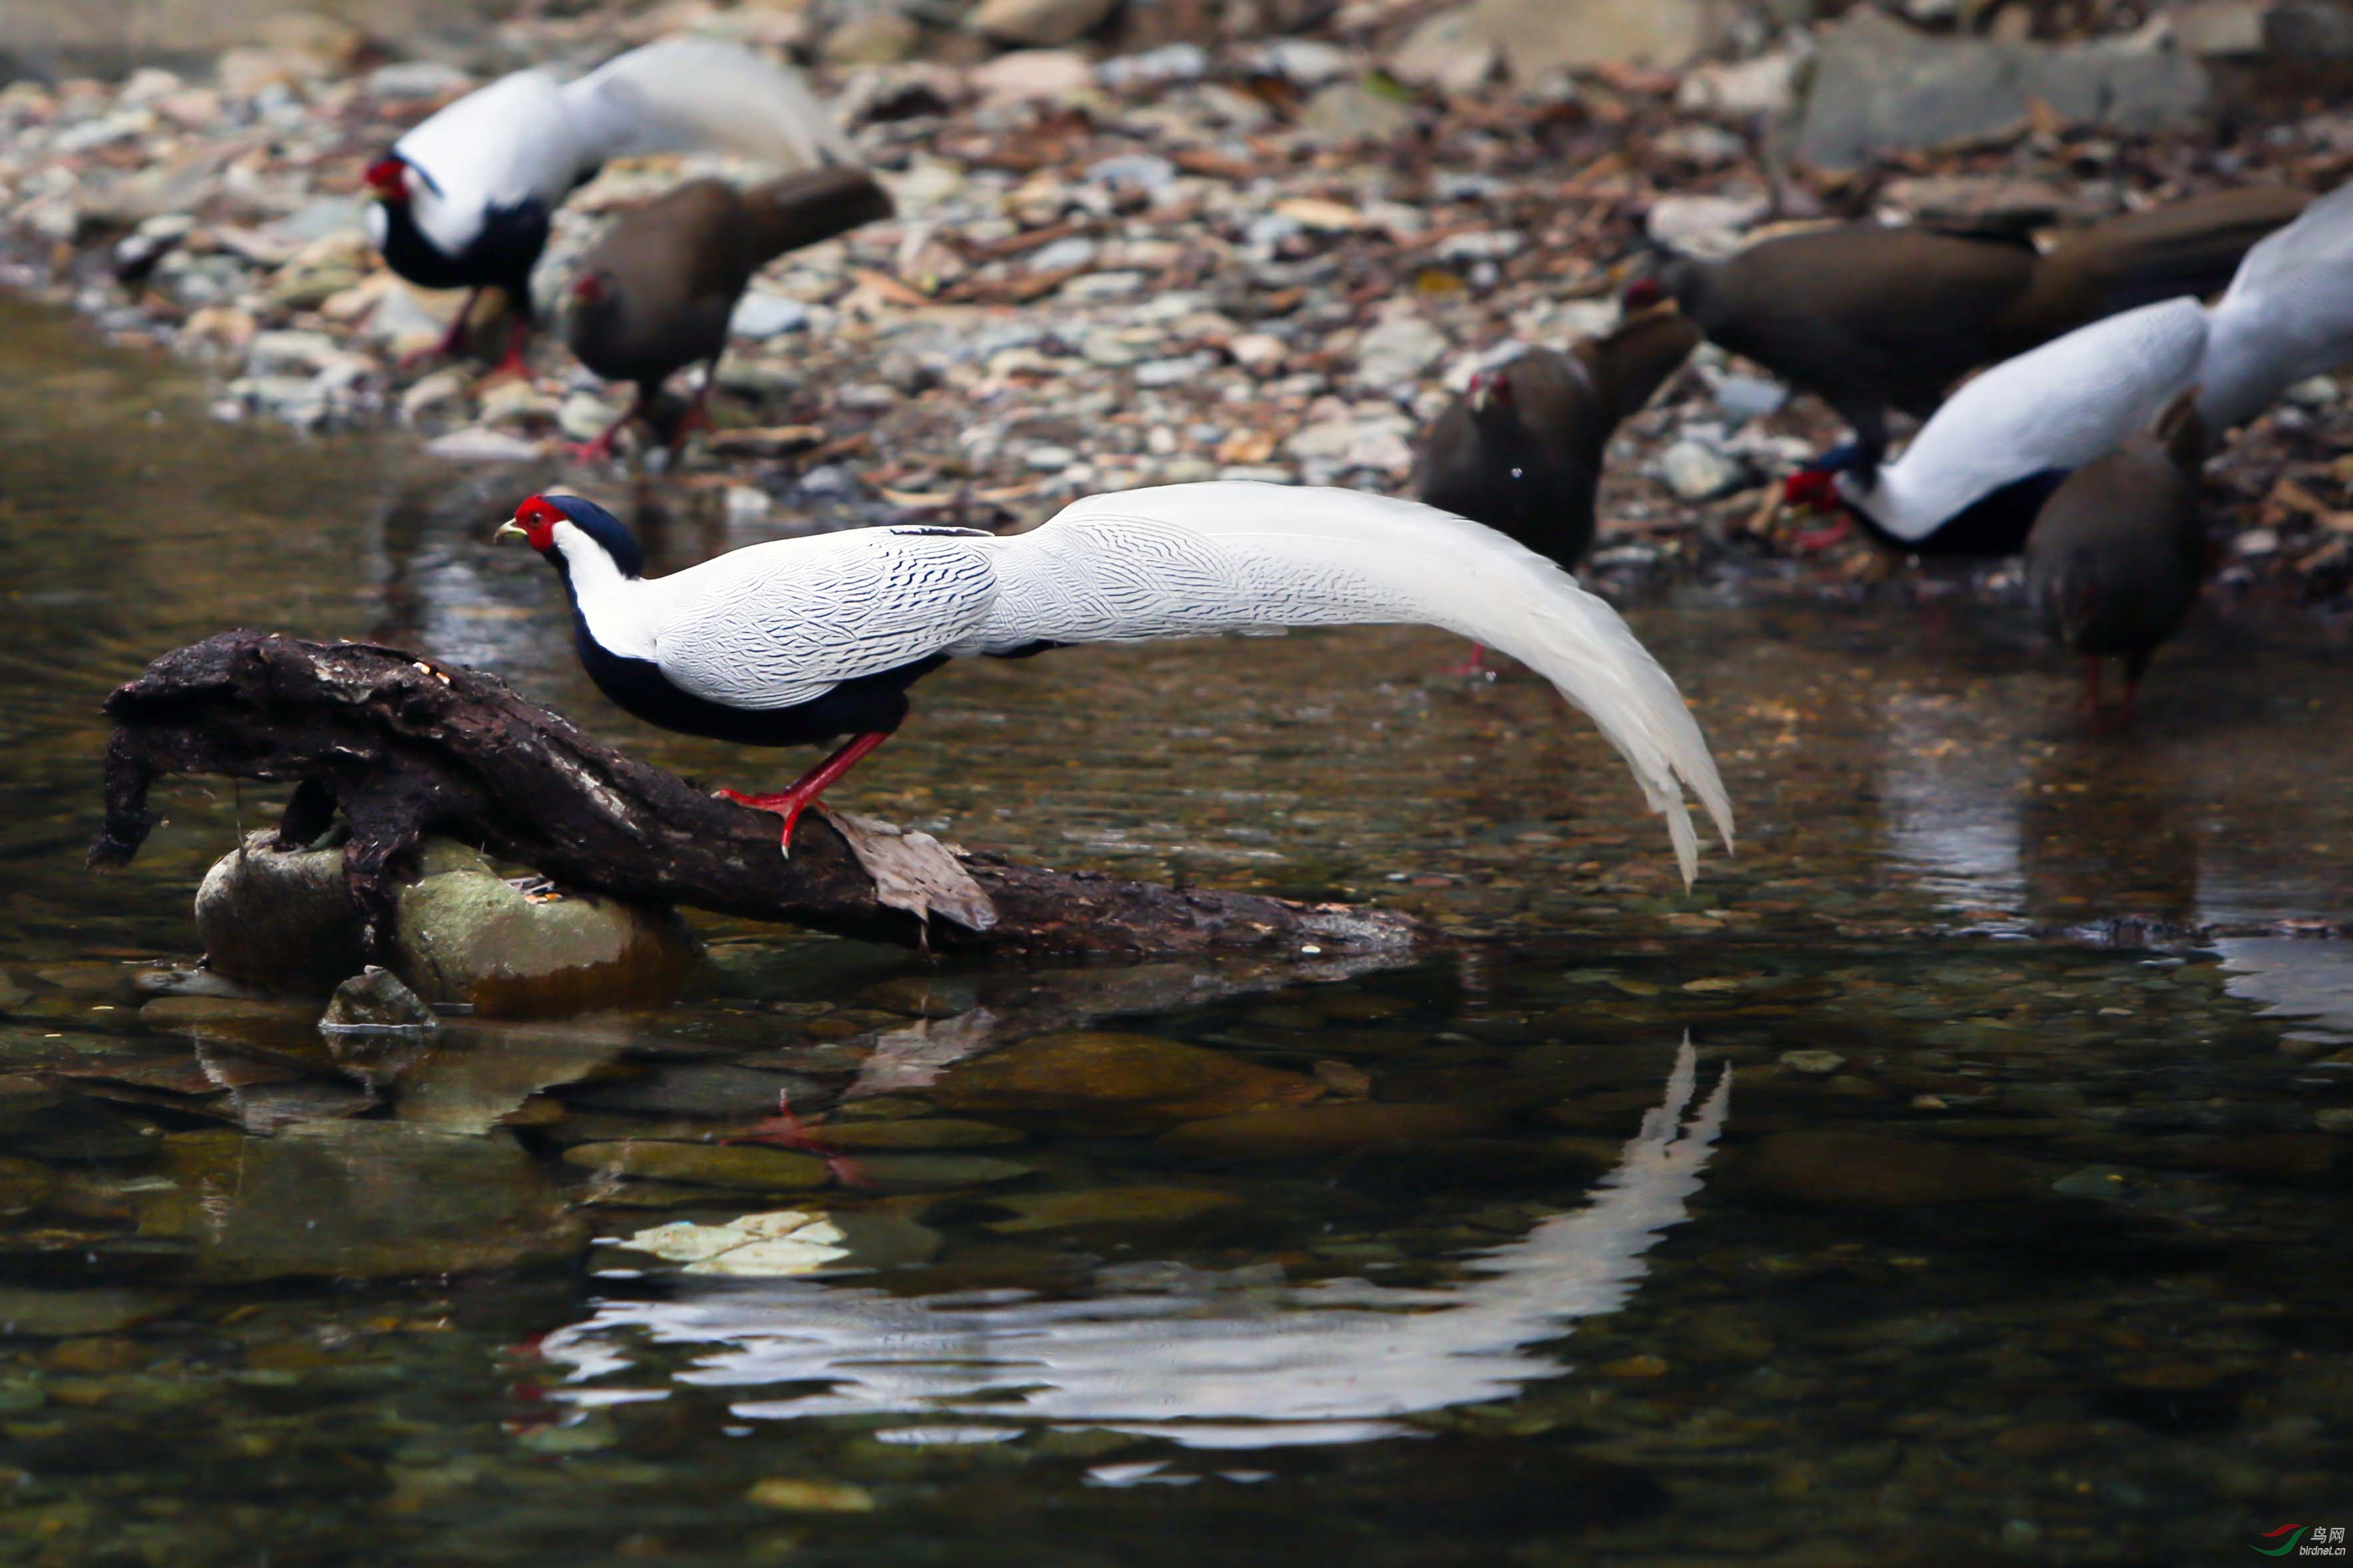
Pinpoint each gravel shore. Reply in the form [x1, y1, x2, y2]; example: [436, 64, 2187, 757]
[7, 4, 2353, 603]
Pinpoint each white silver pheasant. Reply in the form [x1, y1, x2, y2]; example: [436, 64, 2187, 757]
[366, 35, 856, 373]
[1782, 176, 2353, 553]
[494, 485, 1735, 882]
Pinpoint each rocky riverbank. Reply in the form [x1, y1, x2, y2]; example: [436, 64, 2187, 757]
[6, 0, 2353, 599]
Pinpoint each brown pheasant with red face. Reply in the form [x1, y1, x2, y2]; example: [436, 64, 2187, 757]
[564, 168, 894, 460]
[1628, 185, 2307, 472]
[2025, 389, 2210, 723]
[1413, 308, 1700, 572]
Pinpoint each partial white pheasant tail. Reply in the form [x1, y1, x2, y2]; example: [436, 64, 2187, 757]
[979, 482, 1733, 883]
[563, 37, 858, 171]
[2200, 177, 2353, 430]
[2219, 177, 2353, 309]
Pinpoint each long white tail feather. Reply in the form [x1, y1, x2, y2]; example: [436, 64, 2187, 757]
[562, 37, 858, 171]
[2217, 178, 2353, 309]
[1851, 298, 2209, 541]
[967, 483, 1733, 883]
[2200, 179, 2353, 430]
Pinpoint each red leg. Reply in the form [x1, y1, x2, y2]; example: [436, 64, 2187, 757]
[485, 312, 532, 381]
[715, 730, 893, 855]
[2082, 657, 2103, 720]
[665, 355, 723, 457]
[1443, 643, 1490, 679]
[563, 393, 642, 464]
[1793, 517, 1853, 553]
[727, 1087, 870, 1188]
[398, 287, 482, 371]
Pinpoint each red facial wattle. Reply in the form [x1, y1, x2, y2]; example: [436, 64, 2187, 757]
[1622, 276, 1667, 311]
[365, 156, 409, 202]
[513, 495, 565, 551]
[1782, 470, 1841, 512]
[1469, 369, 1513, 412]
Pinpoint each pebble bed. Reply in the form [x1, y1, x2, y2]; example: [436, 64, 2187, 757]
[6, 15, 2353, 602]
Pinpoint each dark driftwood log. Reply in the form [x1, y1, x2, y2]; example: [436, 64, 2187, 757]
[89, 631, 1425, 959]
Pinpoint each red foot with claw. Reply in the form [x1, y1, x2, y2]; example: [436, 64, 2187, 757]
[715, 731, 893, 856]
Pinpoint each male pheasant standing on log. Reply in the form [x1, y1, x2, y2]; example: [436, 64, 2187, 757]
[496, 484, 1735, 884]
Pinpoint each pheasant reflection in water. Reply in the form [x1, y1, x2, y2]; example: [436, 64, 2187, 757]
[542, 1040, 1728, 1450]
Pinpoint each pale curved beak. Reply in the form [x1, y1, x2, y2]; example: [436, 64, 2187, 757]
[494, 520, 528, 543]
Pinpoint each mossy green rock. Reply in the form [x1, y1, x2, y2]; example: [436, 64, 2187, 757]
[391, 841, 698, 1018]
[980, 1187, 1241, 1233]
[929, 1031, 1322, 1134]
[194, 833, 698, 1018]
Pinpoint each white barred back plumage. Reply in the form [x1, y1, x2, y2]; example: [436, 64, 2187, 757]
[378, 37, 852, 264]
[2199, 178, 2353, 431]
[550, 482, 1734, 883]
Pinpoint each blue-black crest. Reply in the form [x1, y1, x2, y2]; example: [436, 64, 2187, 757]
[541, 494, 645, 578]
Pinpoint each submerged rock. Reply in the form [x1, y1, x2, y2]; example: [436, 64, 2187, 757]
[928, 1030, 1323, 1134]
[0, 1156, 56, 1217]
[139, 993, 317, 1031]
[563, 1141, 829, 1192]
[978, 1186, 1242, 1232]
[393, 1022, 628, 1135]
[560, 1064, 828, 1120]
[0, 1287, 183, 1337]
[814, 1118, 1026, 1150]
[1157, 1102, 1502, 1162]
[1742, 1130, 2029, 1207]
[746, 1478, 876, 1513]
[142, 1123, 584, 1281]
[848, 1152, 1037, 1191]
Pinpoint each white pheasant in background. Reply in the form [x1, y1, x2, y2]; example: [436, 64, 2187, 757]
[494, 483, 1736, 884]
[1781, 178, 2353, 556]
[365, 36, 857, 375]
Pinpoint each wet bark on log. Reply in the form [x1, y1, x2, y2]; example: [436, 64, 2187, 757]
[88, 631, 1425, 959]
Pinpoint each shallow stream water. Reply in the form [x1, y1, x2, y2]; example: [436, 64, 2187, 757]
[1, 299, 2350, 1565]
